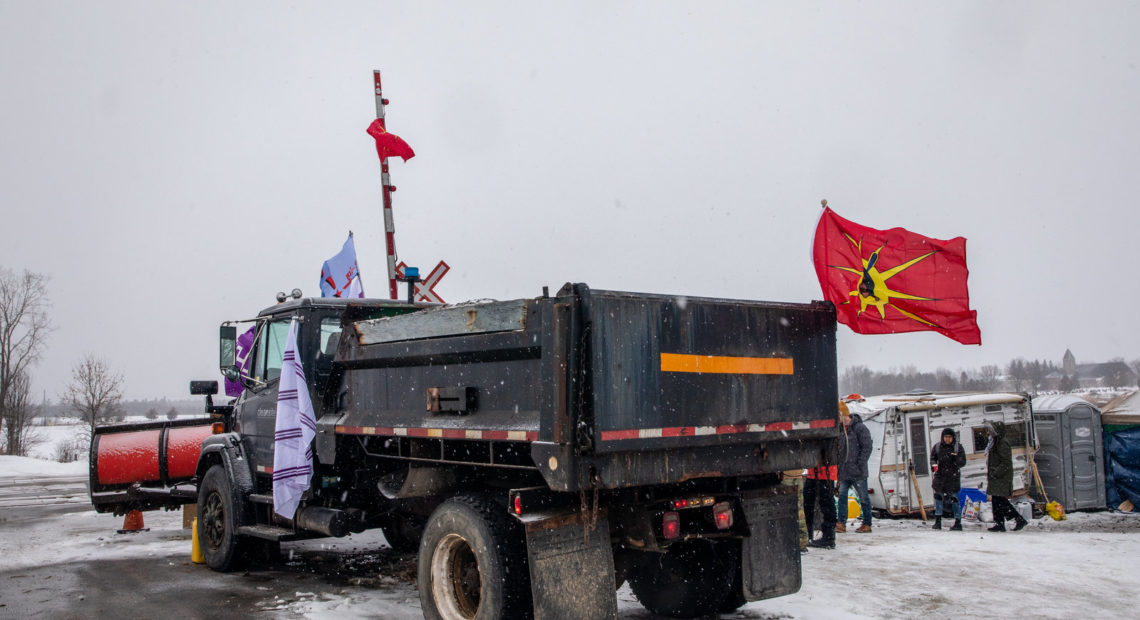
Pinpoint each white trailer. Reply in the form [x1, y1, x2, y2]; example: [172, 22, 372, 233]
[848, 391, 1035, 516]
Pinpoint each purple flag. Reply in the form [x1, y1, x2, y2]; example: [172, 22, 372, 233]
[223, 326, 256, 397]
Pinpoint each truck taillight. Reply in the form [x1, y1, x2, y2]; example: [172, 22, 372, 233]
[211, 422, 225, 434]
[713, 501, 733, 530]
[663, 511, 680, 539]
[671, 496, 714, 510]
[513, 494, 522, 515]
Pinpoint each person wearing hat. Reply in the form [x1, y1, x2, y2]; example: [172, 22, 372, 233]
[929, 427, 967, 530]
[836, 400, 874, 533]
[984, 420, 1028, 532]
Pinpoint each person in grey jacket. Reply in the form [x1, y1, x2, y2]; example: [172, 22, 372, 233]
[836, 401, 874, 533]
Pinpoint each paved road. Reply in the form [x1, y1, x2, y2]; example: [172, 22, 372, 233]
[0, 473, 420, 618]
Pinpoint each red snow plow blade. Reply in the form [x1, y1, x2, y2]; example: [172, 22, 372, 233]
[89, 418, 213, 515]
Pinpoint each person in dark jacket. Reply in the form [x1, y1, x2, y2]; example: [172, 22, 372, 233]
[836, 401, 874, 533]
[805, 462, 838, 548]
[930, 427, 967, 531]
[985, 421, 1028, 532]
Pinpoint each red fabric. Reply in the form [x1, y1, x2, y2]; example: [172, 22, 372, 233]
[366, 119, 415, 162]
[812, 207, 981, 345]
[805, 465, 837, 480]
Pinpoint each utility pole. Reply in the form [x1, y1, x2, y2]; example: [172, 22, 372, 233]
[374, 70, 399, 300]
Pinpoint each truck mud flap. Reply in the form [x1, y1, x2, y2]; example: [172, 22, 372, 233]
[740, 487, 801, 601]
[522, 511, 617, 620]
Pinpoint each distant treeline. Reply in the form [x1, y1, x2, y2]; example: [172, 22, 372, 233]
[840, 356, 1140, 396]
[843, 353, 1140, 396]
[840, 364, 1006, 396]
[37, 398, 204, 420]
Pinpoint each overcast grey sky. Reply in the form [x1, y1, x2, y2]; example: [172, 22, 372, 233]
[2, 2, 1138, 400]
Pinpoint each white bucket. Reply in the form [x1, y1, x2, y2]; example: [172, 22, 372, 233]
[1016, 500, 1033, 522]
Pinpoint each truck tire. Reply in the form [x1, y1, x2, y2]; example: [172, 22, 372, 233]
[417, 494, 532, 620]
[628, 540, 735, 618]
[380, 514, 425, 554]
[197, 465, 245, 571]
[715, 540, 746, 613]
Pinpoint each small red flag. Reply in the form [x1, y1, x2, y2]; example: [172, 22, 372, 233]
[812, 206, 981, 345]
[366, 119, 415, 162]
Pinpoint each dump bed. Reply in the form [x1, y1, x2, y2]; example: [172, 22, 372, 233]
[330, 284, 837, 491]
[584, 287, 838, 454]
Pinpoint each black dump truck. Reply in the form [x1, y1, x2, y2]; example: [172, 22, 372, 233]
[90, 283, 838, 619]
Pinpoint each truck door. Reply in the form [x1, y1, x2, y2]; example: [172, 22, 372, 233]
[904, 412, 933, 512]
[236, 318, 292, 475]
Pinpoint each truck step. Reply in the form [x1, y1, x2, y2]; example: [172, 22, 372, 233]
[236, 524, 297, 541]
[249, 493, 274, 504]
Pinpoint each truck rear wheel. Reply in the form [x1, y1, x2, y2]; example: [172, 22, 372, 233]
[197, 465, 244, 571]
[628, 540, 736, 618]
[417, 495, 531, 620]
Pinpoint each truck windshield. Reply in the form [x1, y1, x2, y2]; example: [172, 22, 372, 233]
[251, 319, 291, 384]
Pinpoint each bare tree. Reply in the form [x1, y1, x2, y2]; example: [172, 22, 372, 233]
[977, 365, 1002, 390]
[2, 370, 41, 455]
[0, 267, 52, 452]
[64, 355, 124, 435]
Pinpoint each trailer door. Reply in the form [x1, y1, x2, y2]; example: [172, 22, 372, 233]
[904, 412, 933, 512]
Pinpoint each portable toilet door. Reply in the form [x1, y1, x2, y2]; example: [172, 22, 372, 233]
[1066, 403, 1106, 510]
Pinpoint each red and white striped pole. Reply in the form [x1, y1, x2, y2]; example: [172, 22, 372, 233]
[374, 70, 399, 300]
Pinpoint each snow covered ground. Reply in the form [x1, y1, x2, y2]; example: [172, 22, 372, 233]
[2, 462, 1137, 619]
[4, 428, 1140, 619]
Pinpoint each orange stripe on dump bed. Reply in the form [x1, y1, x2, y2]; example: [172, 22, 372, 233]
[660, 353, 793, 375]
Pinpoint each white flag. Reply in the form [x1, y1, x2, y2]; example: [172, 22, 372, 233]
[272, 318, 316, 518]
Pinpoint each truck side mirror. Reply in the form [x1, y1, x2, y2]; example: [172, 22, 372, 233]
[220, 325, 237, 374]
[190, 380, 219, 395]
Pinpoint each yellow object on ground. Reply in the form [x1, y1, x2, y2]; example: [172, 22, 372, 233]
[191, 518, 205, 564]
[1046, 501, 1067, 521]
[847, 496, 861, 519]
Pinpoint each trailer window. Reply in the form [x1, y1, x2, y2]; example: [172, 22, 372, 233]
[908, 417, 929, 475]
[1005, 422, 1029, 448]
[971, 422, 1029, 453]
[971, 427, 989, 454]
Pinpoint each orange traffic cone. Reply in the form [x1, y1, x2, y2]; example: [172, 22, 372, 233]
[117, 509, 149, 534]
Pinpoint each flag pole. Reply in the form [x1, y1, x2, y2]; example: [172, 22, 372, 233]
[374, 70, 399, 300]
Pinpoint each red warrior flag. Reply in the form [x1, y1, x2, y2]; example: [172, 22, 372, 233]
[366, 119, 416, 162]
[812, 206, 981, 345]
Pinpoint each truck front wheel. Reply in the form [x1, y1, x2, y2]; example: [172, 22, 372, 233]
[417, 495, 531, 620]
[197, 465, 244, 571]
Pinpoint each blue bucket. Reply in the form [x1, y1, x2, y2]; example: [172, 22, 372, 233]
[959, 487, 986, 506]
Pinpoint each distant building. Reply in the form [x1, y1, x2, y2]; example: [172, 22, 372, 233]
[1048, 350, 1137, 390]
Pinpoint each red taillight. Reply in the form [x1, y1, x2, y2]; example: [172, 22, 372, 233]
[662, 511, 680, 539]
[513, 494, 522, 515]
[713, 501, 733, 530]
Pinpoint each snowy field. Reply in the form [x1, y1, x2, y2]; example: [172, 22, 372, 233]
[3, 430, 1140, 619]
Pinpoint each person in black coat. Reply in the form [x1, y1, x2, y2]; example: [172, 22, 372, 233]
[985, 421, 1028, 532]
[929, 427, 967, 531]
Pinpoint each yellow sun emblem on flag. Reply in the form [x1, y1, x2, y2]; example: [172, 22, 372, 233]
[829, 234, 938, 326]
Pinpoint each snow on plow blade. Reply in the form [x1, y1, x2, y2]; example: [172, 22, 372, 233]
[89, 418, 213, 515]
